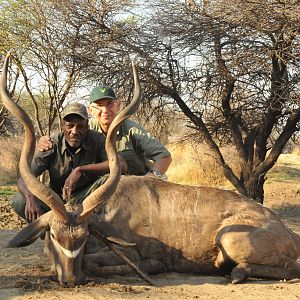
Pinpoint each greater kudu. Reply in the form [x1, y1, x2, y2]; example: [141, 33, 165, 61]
[1, 52, 144, 286]
[2, 53, 300, 285]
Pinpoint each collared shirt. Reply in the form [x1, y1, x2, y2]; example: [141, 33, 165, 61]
[31, 129, 106, 196]
[90, 118, 171, 175]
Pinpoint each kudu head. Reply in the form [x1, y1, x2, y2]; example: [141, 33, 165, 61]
[1, 53, 141, 286]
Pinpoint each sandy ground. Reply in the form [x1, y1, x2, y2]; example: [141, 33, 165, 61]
[0, 179, 300, 300]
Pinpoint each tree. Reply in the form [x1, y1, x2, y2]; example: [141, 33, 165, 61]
[131, 0, 300, 202]
[52, 0, 178, 140]
[0, 0, 100, 135]
[1, 0, 299, 203]
[35, 0, 299, 202]
[1, 0, 175, 139]
[76, 0, 299, 202]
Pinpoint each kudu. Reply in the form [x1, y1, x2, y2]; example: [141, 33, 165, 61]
[1, 52, 146, 286]
[2, 53, 300, 286]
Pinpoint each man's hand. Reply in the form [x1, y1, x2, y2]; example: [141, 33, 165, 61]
[25, 195, 43, 222]
[37, 136, 53, 152]
[62, 167, 82, 201]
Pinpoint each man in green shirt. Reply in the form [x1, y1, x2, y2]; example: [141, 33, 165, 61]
[13, 103, 126, 222]
[40, 86, 172, 178]
[88, 85, 172, 177]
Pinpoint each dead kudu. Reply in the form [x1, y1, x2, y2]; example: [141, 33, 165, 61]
[0, 53, 150, 286]
[2, 54, 300, 286]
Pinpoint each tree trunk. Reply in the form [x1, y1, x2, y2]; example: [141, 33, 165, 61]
[244, 174, 265, 204]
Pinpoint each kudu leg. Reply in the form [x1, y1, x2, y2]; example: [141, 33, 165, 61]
[216, 224, 300, 283]
[231, 262, 300, 284]
[87, 232, 154, 285]
[84, 258, 165, 282]
[107, 243, 154, 286]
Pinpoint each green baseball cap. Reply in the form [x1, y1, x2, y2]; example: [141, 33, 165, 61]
[89, 85, 117, 103]
[62, 103, 88, 120]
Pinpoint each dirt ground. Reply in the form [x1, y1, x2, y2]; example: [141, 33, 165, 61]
[0, 179, 300, 300]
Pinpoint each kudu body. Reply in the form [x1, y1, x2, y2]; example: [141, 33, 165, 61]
[91, 176, 300, 283]
[2, 53, 300, 285]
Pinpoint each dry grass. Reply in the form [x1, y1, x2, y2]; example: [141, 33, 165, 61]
[292, 144, 300, 156]
[167, 142, 300, 188]
[166, 143, 239, 188]
[0, 137, 22, 185]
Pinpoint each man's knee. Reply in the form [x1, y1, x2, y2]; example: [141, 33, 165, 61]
[12, 192, 26, 219]
[12, 192, 50, 220]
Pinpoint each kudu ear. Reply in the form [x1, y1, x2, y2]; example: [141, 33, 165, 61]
[88, 215, 135, 247]
[6, 212, 50, 248]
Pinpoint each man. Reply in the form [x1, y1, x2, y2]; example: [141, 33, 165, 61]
[13, 103, 126, 222]
[41, 85, 172, 178]
[88, 85, 172, 177]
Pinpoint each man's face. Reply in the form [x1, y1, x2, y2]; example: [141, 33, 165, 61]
[62, 115, 88, 148]
[89, 98, 120, 127]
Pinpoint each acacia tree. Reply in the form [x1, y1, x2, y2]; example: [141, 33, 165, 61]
[1, 0, 299, 202]
[50, 0, 178, 140]
[0, 0, 100, 135]
[47, 0, 300, 202]
[132, 0, 300, 202]
[78, 0, 300, 202]
[1, 0, 174, 139]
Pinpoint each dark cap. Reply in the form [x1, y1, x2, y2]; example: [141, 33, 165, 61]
[62, 103, 88, 120]
[89, 85, 117, 103]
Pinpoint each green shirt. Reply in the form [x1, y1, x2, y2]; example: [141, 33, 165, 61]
[90, 118, 171, 175]
[31, 130, 106, 196]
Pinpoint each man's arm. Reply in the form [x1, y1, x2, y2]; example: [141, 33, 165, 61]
[17, 177, 43, 222]
[62, 156, 127, 200]
[151, 155, 172, 175]
[22, 140, 55, 220]
[129, 121, 172, 175]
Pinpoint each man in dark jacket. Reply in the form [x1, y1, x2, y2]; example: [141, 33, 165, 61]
[13, 103, 126, 221]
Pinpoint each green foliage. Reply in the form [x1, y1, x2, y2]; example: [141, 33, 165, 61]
[268, 154, 300, 182]
[0, 187, 16, 196]
[0, 0, 33, 53]
[268, 166, 300, 181]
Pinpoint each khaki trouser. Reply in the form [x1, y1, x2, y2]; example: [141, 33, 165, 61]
[12, 175, 108, 220]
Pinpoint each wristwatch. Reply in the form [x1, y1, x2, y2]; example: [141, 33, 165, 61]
[148, 169, 162, 177]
